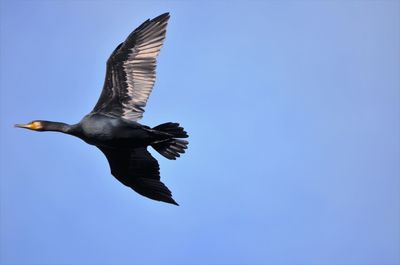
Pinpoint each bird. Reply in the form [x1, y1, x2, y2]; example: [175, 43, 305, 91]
[14, 13, 188, 206]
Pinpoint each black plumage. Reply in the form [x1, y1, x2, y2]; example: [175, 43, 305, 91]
[14, 13, 188, 205]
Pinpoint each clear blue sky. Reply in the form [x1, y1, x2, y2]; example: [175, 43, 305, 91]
[1, 1, 399, 264]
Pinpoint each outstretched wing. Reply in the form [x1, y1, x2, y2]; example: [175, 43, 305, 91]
[99, 147, 178, 205]
[92, 13, 170, 121]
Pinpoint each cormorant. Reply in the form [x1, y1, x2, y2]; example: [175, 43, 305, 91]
[14, 13, 188, 206]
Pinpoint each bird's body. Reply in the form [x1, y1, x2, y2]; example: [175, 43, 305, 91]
[77, 113, 152, 148]
[15, 13, 188, 205]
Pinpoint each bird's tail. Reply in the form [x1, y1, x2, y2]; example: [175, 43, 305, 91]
[152, 122, 189, 160]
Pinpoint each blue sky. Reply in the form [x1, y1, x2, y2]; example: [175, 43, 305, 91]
[1, 1, 399, 264]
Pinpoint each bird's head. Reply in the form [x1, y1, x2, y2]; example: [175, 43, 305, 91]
[14, 120, 46, 131]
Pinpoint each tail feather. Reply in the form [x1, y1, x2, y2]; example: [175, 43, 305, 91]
[152, 139, 188, 160]
[153, 122, 188, 138]
[152, 122, 189, 160]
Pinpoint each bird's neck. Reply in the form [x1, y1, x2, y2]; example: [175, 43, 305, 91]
[42, 121, 76, 134]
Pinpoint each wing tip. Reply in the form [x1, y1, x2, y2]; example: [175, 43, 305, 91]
[157, 193, 180, 206]
[151, 12, 170, 24]
[167, 198, 180, 206]
[151, 194, 179, 206]
[155, 12, 170, 19]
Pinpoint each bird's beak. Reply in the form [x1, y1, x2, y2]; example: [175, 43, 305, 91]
[14, 123, 30, 129]
[14, 122, 42, 130]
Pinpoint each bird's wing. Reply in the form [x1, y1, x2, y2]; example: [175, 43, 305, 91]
[98, 147, 178, 205]
[92, 13, 170, 121]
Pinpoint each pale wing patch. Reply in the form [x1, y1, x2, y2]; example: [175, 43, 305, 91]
[120, 19, 168, 120]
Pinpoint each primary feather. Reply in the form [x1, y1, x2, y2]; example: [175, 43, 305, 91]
[92, 13, 170, 121]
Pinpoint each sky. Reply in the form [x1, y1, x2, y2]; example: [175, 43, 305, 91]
[0, 1, 399, 265]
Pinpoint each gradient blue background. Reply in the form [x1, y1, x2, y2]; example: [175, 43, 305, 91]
[1, 1, 399, 264]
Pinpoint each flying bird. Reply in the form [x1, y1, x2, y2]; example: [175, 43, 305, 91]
[15, 13, 188, 205]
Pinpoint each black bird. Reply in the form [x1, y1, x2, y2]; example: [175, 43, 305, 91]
[15, 13, 188, 205]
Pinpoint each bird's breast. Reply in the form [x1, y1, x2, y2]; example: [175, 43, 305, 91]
[80, 115, 117, 142]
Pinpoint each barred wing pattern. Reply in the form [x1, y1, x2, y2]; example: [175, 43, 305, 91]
[92, 13, 170, 121]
